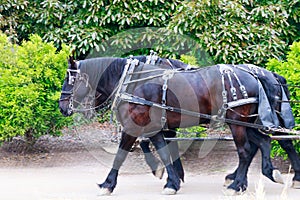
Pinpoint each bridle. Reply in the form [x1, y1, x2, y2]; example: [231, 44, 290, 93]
[59, 60, 115, 114]
[59, 61, 82, 115]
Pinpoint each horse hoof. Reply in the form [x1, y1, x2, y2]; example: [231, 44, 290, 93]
[223, 179, 234, 187]
[273, 169, 284, 184]
[223, 188, 243, 196]
[292, 180, 300, 189]
[98, 188, 112, 196]
[162, 188, 177, 195]
[155, 164, 165, 179]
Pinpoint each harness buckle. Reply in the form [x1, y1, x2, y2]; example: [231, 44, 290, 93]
[230, 87, 237, 100]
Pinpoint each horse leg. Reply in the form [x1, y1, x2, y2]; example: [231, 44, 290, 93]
[140, 130, 184, 182]
[163, 130, 184, 182]
[277, 138, 300, 188]
[167, 140, 185, 182]
[98, 132, 137, 195]
[140, 139, 165, 179]
[149, 132, 181, 195]
[248, 129, 283, 183]
[225, 128, 283, 186]
[225, 140, 258, 187]
[226, 125, 252, 194]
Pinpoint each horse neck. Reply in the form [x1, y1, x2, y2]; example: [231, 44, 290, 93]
[98, 58, 126, 97]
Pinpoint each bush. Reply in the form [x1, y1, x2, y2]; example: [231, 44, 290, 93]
[266, 41, 300, 157]
[0, 33, 71, 143]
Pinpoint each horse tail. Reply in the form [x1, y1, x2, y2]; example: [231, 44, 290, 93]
[271, 72, 295, 128]
[272, 72, 291, 99]
[255, 72, 279, 111]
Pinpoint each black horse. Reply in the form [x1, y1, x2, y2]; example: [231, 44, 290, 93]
[93, 57, 299, 190]
[59, 57, 299, 195]
[93, 56, 187, 181]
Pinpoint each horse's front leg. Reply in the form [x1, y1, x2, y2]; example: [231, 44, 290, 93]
[98, 132, 137, 195]
[167, 139, 184, 182]
[149, 132, 181, 195]
[164, 130, 185, 182]
[226, 125, 252, 195]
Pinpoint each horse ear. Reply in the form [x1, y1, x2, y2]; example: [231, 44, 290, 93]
[68, 49, 77, 69]
[68, 56, 76, 69]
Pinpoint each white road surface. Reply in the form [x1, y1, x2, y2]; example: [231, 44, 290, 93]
[0, 164, 299, 200]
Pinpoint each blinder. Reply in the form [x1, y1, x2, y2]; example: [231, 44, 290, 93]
[59, 61, 81, 106]
[67, 68, 80, 85]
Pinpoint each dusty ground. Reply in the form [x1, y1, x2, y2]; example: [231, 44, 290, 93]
[0, 122, 298, 199]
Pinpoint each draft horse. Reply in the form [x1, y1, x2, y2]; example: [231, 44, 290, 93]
[89, 56, 300, 191]
[59, 57, 300, 195]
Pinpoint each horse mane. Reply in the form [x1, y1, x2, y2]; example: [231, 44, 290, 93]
[133, 56, 147, 62]
[167, 58, 188, 68]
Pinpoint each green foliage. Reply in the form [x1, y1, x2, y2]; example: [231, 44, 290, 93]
[180, 55, 198, 66]
[88, 27, 203, 60]
[0, 33, 71, 142]
[177, 126, 207, 138]
[1, 0, 181, 58]
[266, 41, 300, 125]
[266, 41, 300, 157]
[169, 0, 300, 65]
[0, 0, 29, 43]
[1, 0, 299, 63]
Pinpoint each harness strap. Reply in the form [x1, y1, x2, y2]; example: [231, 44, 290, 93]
[123, 71, 180, 85]
[111, 58, 139, 111]
[118, 92, 267, 131]
[160, 70, 175, 130]
[232, 71, 248, 99]
[146, 50, 158, 65]
[217, 64, 250, 124]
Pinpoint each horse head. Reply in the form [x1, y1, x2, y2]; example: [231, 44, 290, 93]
[59, 57, 121, 118]
[59, 56, 80, 116]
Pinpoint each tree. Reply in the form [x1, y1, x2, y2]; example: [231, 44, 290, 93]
[0, 0, 29, 43]
[1, 0, 182, 58]
[168, 0, 300, 65]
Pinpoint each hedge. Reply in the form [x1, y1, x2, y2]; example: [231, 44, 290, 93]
[0, 33, 71, 142]
[266, 41, 300, 157]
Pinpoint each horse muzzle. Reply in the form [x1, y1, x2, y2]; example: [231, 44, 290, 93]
[59, 99, 74, 117]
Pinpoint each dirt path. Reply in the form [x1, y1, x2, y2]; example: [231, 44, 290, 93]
[0, 159, 299, 200]
[0, 123, 299, 199]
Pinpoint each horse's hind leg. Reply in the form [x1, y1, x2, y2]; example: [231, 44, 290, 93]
[226, 125, 252, 194]
[140, 139, 165, 179]
[225, 140, 258, 186]
[149, 132, 180, 195]
[248, 128, 283, 183]
[225, 128, 283, 186]
[98, 132, 137, 195]
[277, 138, 300, 188]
